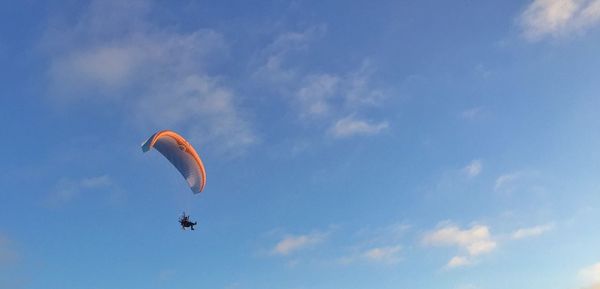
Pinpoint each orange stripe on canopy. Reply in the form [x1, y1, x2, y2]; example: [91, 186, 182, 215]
[145, 130, 206, 193]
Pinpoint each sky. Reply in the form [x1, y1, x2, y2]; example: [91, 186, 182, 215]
[1, 0, 600, 288]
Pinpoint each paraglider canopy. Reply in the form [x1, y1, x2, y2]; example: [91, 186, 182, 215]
[141, 130, 206, 193]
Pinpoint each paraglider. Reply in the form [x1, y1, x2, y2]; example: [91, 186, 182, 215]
[141, 130, 206, 230]
[179, 212, 197, 230]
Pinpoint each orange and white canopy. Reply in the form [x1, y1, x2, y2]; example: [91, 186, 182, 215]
[141, 130, 206, 193]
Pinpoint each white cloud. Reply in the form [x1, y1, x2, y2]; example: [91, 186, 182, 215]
[46, 175, 122, 206]
[255, 30, 387, 138]
[580, 262, 600, 285]
[519, 0, 600, 40]
[51, 46, 141, 89]
[463, 159, 483, 178]
[296, 74, 340, 117]
[294, 62, 385, 122]
[446, 256, 471, 268]
[343, 61, 385, 108]
[337, 223, 409, 266]
[337, 244, 403, 266]
[494, 172, 525, 191]
[423, 224, 497, 256]
[329, 116, 389, 138]
[362, 245, 402, 264]
[461, 107, 484, 120]
[271, 232, 326, 256]
[0, 235, 18, 265]
[45, 0, 255, 152]
[253, 25, 326, 85]
[494, 170, 543, 194]
[135, 75, 256, 151]
[423, 223, 497, 268]
[511, 223, 554, 240]
[158, 268, 176, 281]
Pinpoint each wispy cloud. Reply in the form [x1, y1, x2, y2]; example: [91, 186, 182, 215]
[511, 223, 554, 240]
[44, 0, 256, 152]
[423, 224, 497, 256]
[255, 29, 388, 138]
[519, 0, 600, 40]
[295, 61, 386, 122]
[461, 107, 485, 120]
[579, 262, 600, 286]
[157, 268, 176, 281]
[463, 160, 483, 178]
[423, 223, 497, 268]
[446, 256, 471, 268]
[253, 25, 327, 85]
[342, 61, 386, 108]
[0, 235, 18, 266]
[135, 75, 256, 152]
[296, 74, 340, 117]
[494, 170, 544, 196]
[361, 245, 402, 264]
[46, 175, 123, 207]
[271, 232, 327, 256]
[337, 223, 409, 266]
[494, 171, 530, 192]
[329, 115, 389, 138]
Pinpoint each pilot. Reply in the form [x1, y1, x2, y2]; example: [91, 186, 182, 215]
[179, 212, 197, 230]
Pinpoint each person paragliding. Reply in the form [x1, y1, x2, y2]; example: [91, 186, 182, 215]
[179, 212, 197, 230]
[141, 130, 207, 231]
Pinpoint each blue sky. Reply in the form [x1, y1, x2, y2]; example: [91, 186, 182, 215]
[1, 0, 600, 288]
